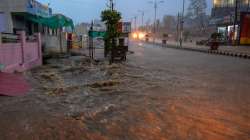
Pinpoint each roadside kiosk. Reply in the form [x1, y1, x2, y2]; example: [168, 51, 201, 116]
[110, 22, 131, 62]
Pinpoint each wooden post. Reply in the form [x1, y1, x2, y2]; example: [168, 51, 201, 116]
[59, 28, 63, 53]
[177, 13, 180, 45]
[35, 33, 42, 64]
[89, 21, 94, 60]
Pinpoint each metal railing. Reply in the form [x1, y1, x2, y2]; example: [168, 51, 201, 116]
[1, 32, 20, 43]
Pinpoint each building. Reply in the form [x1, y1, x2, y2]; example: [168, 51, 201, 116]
[93, 19, 106, 31]
[211, 0, 250, 41]
[75, 22, 91, 36]
[0, 0, 74, 53]
[0, 0, 52, 34]
[75, 20, 106, 37]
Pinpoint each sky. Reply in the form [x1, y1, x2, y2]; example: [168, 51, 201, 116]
[37, 0, 212, 24]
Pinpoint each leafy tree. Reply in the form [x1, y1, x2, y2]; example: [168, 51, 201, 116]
[101, 9, 121, 55]
[162, 15, 176, 33]
[187, 0, 207, 32]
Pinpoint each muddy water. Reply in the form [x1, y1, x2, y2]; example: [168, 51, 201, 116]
[0, 43, 250, 140]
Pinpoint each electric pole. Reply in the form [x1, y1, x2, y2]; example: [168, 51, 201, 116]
[134, 16, 138, 31]
[109, 0, 114, 11]
[180, 0, 185, 47]
[177, 13, 180, 45]
[149, 0, 164, 43]
[138, 10, 145, 30]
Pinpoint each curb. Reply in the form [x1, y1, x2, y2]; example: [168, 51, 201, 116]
[145, 42, 250, 60]
[206, 50, 250, 59]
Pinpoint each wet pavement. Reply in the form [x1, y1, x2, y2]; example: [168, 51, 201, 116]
[0, 41, 250, 140]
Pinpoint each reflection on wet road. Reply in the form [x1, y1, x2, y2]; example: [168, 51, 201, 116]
[0, 41, 249, 140]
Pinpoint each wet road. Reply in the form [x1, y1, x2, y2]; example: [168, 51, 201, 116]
[126, 42, 250, 140]
[0, 41, 250, 140]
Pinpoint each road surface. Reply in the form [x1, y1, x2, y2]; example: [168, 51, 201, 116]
[0, 41, 249, 140]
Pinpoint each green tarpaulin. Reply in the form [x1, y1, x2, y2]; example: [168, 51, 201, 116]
[13, 13, 74, 29]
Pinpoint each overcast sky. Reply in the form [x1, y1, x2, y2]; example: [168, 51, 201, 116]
[37, 0, 212, 24]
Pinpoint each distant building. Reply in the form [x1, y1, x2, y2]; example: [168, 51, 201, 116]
[93, 19, 106, 31]
[75, 20, 106, 36]
[212, 0, 249, 18]
[75, 22, 91, 36]
[211, 0, 250, 40]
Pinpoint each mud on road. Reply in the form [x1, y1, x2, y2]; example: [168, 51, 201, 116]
[0, 49, 250, 140]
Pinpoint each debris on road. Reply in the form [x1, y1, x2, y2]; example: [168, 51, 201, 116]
[87, 80, 120, 88]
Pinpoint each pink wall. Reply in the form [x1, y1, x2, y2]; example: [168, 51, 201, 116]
[0, 31, 42, 73]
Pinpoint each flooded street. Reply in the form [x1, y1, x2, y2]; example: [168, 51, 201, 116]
[0, 42, 250, 140]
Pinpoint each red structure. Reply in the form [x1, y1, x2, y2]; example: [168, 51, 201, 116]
[67, 33, 73, 51]
[0, 73, 30, 96]
[240, 12, 250, 45]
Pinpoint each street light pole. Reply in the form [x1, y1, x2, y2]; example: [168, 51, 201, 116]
[149, 0, 164, 43]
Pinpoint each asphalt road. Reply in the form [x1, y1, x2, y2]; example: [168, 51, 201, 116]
[124, 41, 250, 140]
[0, 41, 249, 140]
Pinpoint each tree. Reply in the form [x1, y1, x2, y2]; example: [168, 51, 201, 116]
[162, 15, 176, 33]
[187, 0, 207, 32]
[101, 9, 121, 56]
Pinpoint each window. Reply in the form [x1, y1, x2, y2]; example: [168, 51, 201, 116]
[0, 12, 5, 33]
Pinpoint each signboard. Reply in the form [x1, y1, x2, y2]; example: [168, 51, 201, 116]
[88, 31, 106, 38]
[26, 0, 52, 17]
[117, 22, 131, 33]
[240, 12, 250, 45]
[123, 22, 131, 33]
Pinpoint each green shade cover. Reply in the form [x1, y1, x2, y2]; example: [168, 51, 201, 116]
[13, 12, 74, 29]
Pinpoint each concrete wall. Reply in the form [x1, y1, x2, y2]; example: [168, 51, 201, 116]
[0, 0, 28, 33]
[42, 32, 68, 54]
[75, 23, 90, 36]
[0, 31, 42, 73]
[0, 0, 27, 12]
[0, 12, 5, 32]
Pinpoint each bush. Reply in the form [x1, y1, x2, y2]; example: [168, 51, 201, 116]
[162, 33, 168, 38]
